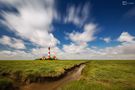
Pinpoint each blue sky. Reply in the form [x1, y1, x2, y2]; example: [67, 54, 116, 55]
[0, 0, 135, 60]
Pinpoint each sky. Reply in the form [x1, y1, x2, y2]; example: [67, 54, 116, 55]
[0, 0, 135, 60]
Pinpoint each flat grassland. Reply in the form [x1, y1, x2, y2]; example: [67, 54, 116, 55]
[61, 60, 135, 90]
[0, 60, 85, 77]
[0, 60, 86, 90]
[0, 60, 135, 90]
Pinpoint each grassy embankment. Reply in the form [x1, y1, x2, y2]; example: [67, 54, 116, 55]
[61, 60, 135, 90]
[0, 60, 86, 90]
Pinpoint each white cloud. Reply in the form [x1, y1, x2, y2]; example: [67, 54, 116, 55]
[64, 3, 90, 26]
[68, 23, 97, 44]
[117, 32, 135, 43]
[101, 37, 111, 43]
[0, 1, 135, 60]
[96, 42, 135, 60]
[0, 41, 135, 60]
[0, 50, 34, 60]
[1, 0, 59, 48]
[0, 0, 18, 4]
[0, 35, 26, 49]
[62, 31, 135, 60]
[61, 41, 135, 60]
[63, 43, 88, 54]
[117, 42, 135, 54]
[0, 47, 63, 60]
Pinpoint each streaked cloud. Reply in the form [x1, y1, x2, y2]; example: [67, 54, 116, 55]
[1, 0, 59, 48]
[0, 35, 26, 49]
[64, 3, 90, 26]
[0, 0, 135, 60]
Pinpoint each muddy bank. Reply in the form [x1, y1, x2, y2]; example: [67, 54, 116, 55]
[23, 62, 86, 84]
[0, 62, 86, 90]
[21, 64, 86, 90]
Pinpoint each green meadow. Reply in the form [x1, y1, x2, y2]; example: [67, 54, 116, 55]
[0, 60, 85, 77]
[0, 60, 135, 90]
[0, 60, 85, 90]
[61, 60, 135, 90]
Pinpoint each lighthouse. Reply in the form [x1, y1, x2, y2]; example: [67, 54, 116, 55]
[48, 47, 51, 59]
[37, 47, 57, 60]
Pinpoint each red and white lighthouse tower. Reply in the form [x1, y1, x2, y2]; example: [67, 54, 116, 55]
[48, 47, 51, 59]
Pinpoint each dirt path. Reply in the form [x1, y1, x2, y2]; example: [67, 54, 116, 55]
[21, 64, 85, 90]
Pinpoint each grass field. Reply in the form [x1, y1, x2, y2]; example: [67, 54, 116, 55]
[0, 60, 135, 90]
[61, 60, 135, 90]
[0, 60, 86, 90]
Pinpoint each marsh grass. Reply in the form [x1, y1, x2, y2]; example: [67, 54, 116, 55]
[0, 77, 14, 90]
[0, 60, 86, 89]
[61, 60, 135, 90]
